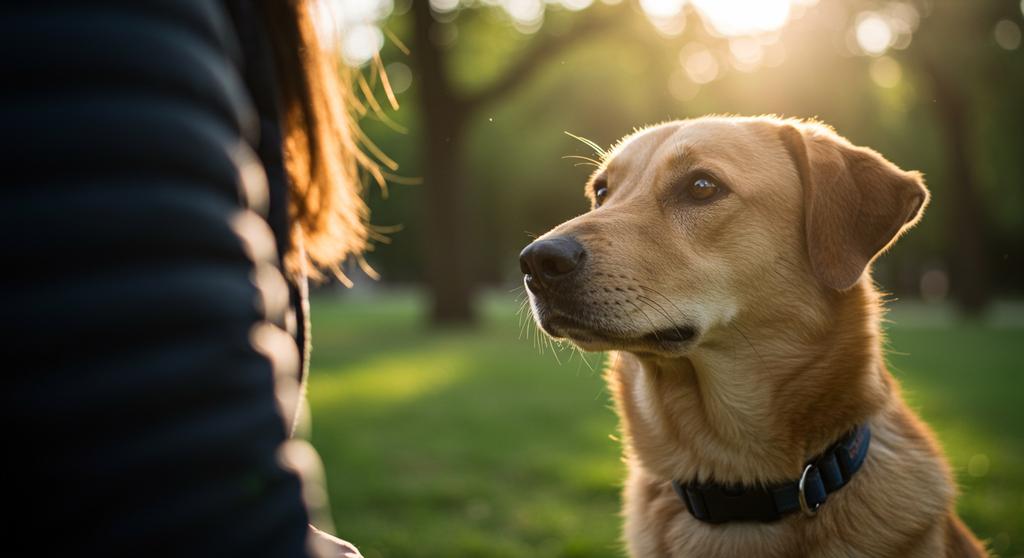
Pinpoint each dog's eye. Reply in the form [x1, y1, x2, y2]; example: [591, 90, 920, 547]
[594, 185, 609, 207]
[687, 175, 720, 201]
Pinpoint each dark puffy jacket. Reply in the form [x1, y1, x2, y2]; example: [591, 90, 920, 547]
[2, 2, 334, 555]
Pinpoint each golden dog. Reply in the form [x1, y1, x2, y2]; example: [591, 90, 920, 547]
[520, 116, 986, 557]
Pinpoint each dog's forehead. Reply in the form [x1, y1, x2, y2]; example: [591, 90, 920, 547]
[674, 119, 763, 148]
[607, 119, 765, 178]
[604, 124, 680, 178]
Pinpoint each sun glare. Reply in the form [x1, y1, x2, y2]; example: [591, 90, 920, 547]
[638, 0, 818, 38]
[640, 0, 687, 20]
[689, 0, 794, 36]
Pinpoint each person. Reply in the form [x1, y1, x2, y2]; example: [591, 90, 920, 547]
[3, 1, 369, 555]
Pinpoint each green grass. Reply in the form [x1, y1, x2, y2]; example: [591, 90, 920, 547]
[306, 292, 1024, 558]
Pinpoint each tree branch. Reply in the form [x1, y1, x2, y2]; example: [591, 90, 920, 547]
[463, 9, 619, 112]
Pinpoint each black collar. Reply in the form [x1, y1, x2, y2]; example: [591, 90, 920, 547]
[672, 424, 871, 524]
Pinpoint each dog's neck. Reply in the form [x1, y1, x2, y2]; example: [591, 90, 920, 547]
[610, 280, 891, 485]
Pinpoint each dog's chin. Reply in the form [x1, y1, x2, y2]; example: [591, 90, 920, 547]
[539, 314, 698, 357]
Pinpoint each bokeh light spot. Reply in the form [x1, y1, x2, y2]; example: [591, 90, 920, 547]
[557, 0, 595, 11]
[341, 23, 385, 67]
[856, 13, 893, 55]
[384, 62, 413, 95]
[994, 19, 1022, 51]
[429, 0, 460, 13]
[639, 0, 685, 19]
[869, 56, 902, 88]
[680, 43, 719, 84]
[503, 0, 545, 33]
[729, 37, 764, 71]
[968, 453, 990, 478]
[319, 0, 394, 66]
[639, 0, 687, 36]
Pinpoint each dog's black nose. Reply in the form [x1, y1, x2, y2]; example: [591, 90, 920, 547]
[519, 237, 585, 287]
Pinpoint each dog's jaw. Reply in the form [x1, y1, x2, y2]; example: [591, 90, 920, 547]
[526, 286, 701, 356]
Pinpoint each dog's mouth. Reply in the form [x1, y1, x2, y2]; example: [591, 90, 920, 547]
[543, 314, 697, 348]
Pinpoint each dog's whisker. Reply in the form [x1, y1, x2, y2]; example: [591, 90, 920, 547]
[637, 294, 686, 340]
[549, 336, 564, 365]
[564, 130, 607, 158]
[626, 299, 660, 341]
[562, 154, 601, 168]
[730, 322, 767, 371]
[573, 344, 596, 373]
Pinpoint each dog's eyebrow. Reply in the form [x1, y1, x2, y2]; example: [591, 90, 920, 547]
[672, 142, 696, 165]
[661, 143, 705, 180]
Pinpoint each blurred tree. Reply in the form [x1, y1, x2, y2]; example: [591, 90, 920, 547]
[352, 0, 1022, 320]
[898, 0, 1022, 314]
[408, 1, 624, 324]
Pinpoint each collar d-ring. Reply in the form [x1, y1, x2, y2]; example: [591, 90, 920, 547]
[798, 464, 820, 517]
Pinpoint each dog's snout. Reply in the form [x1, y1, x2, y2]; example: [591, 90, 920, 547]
[519, 237, 585, 287]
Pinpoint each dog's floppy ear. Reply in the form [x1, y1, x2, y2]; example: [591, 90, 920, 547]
[780, 123, 929, 291]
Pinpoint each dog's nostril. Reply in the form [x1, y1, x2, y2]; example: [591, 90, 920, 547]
[519, 254, 531, 276]
[540, 255, 576, 276]
[519, 236, 585, 283]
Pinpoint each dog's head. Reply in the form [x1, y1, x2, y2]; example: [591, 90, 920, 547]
[521, 117, 928, 357]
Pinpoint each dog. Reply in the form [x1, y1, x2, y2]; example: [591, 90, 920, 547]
[520, 116, 987, 557]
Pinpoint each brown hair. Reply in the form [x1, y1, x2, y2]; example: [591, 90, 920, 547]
[262, 1, 376, 282]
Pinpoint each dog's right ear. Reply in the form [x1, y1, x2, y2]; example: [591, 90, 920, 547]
[780, 123, 929, 291]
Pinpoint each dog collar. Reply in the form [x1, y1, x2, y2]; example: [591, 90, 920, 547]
[672, 424, 871, 524]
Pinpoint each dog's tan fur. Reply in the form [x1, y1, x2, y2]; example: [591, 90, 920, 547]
[525, 116, 987, 557]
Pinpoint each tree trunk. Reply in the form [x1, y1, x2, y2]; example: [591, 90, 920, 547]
[406, 3, 617, 324]
[925, 63, 991, 315]
[421, 117, 476, 324]
[412, 2, 477, 325]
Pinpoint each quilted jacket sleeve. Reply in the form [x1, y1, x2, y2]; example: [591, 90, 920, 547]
[0, 2, 334, 555]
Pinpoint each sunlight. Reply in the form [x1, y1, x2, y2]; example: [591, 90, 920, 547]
[639, 0, 686, 19]
[639, 0, 805, 37]
[318, 0, 394, 66]
[502, 0, 545, 31]
[310, 350, 469, 406]
[690, 0, 795, 36]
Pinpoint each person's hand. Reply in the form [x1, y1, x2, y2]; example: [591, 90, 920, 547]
[309, 525, 363, 558]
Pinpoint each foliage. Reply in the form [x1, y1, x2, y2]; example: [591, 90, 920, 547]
[351, 0, 1024, 306]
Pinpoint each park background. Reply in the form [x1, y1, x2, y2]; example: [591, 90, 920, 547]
[306, 1, 1024, 556]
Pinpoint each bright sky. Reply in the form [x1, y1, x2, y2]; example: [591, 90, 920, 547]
[321, 0, 927, 89]
[323, 0, 825, 66]
[649, 0, 800, 36]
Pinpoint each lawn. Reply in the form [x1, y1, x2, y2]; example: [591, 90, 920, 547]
[306, 292, 1024, 558]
